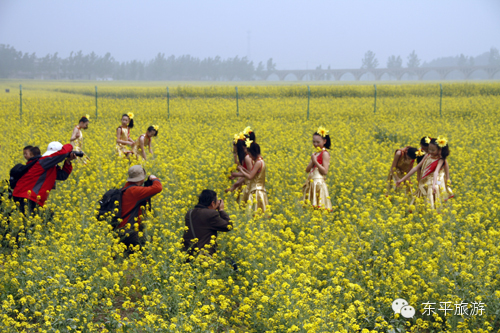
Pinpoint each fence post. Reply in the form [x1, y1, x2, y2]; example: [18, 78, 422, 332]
[167, 87, 170, 120]
[439, 83, 443, 117]
[373, 84, 377, 113]
[235, 86, 239, 117]
[95, 86, 98, 119]
[19, 84, 23, 121]
[307, 85, 310, 120]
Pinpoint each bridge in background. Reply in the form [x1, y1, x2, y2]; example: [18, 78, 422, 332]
[265, 66, 500, 81]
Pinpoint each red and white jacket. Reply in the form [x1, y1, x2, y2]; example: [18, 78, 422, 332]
[13, 144, 74, 206]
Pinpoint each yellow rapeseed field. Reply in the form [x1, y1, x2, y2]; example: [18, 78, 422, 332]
[0, 81, 499, 332]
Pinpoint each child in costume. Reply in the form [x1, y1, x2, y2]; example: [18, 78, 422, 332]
[134, 125, 158, 161]
[238, 141, 268, 213]
[397, 136, 454, 210]
[70, 115, 90, 164]
[227, 132, 253, 205]
[116, 113, 135, 157]
[387, 146, 418, 195]
[302, 127, 333, 211]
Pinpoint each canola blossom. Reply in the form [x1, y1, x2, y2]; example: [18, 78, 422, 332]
[0, 81, 500, 332]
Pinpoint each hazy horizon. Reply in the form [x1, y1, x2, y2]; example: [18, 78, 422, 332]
[1, 0, 499, 70]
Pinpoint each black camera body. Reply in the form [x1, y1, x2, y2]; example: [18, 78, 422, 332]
[143, 176, 154, 187]
[71, 151, 85, 157]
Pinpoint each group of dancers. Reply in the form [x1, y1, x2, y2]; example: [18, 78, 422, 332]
[70, 113, 453, 213]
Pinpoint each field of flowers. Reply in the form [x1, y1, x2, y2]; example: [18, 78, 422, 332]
[0, 81, 499, 332]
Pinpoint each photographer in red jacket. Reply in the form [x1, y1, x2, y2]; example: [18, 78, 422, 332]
[12, 141, 76, 215]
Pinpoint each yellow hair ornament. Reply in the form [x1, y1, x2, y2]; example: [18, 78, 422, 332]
[317, 126, 329, 138]
[243, 126, 253, 135]
[153, 125, 159, 131]
[85, 114, 90, 120]
[415, 149, 426, 157]
[245, 139, 253, 148]
[436, 136, 448, 148]
[425, 136, 431, 144]
[127, 112, 134, 119]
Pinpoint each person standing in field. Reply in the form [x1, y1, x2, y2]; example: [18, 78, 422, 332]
[12, 142, 76, 215]
[116, 113, 136, 158]
[238, 140, 268, 213]
[386, 146, 418, 195]
[417, 136, 450, 184]
[133, 125, 158, 161]
[396, 136, 454, 210]
[70, 115, 90, 164]
[226, 133, 253, 206]
[302, 127, 333, 211]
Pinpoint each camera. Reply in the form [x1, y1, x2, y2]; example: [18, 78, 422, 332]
[143, 176, 154, 187]
[72, 151, 84, 157]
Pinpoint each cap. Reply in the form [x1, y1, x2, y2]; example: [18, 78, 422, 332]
[127, 165, 146, 182]
[42, 142, 63, 157]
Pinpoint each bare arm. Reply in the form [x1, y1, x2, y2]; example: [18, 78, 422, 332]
[148, 139, 153, 155]
[70, 127, 80, 141]
[432, 159, 445, 193]
[116, 128, 132, 145]
[388, 150, 401, 181]
[396, 155, 427, 186]
[305, 158, 314, 173]
[239, 160, 262, 180]
[444, 160, 450, 183]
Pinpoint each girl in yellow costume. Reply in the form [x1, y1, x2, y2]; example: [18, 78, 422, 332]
[397, 136, 454, 210]
[417, 136, 450, 183]
[116, 113, 135, 157]
[70, 115, 90, 164]
[303, 127, 333, 211]
[386, 146, 418, 195]
[134, 125, 158, 161]
[238, 141, 268, 213]
[227, 132, 254, 205]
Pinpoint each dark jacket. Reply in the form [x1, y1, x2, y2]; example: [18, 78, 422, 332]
[12, 144, 73, 206]
[183, 204, 232, 256]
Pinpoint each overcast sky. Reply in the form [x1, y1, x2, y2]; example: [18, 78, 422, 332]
[1, 0, 499, 69]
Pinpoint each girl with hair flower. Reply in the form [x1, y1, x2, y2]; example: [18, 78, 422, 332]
[386, 146, 419, 195]
[134, 125, 159, 161]
[302, 127, 333, 211]
[116, 113, 135, 157]
[397, 136, 454, 209]
[237, 140, 268, 213]
[226, 133, 254, 205]
[417, 136, 450, 183]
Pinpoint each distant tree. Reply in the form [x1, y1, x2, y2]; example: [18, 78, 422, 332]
[407, 50, 420, 68]
[361, 51, 379, 69]
[469, 56, 475, 67]
[457, 54, 468, 67]
[387, 55, 402, 68]
[255, 61, 265, 78]
[266, 58, 276, 71]
[489, 47, 500, 66]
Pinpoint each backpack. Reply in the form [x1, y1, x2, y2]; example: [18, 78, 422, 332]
[97, 185, 137, 230]
[9, 157, 41, 192]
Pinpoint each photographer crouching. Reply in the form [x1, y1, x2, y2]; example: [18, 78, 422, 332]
[117, 165, 162, 254]
[12, 142, 77, 215]
[183, 190, 233, 262]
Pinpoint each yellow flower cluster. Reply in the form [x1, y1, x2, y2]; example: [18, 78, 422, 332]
[0, 81, 499, 332]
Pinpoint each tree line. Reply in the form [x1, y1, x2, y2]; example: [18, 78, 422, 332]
[0, 44, 277, 80]
[361, 48, 500, 69]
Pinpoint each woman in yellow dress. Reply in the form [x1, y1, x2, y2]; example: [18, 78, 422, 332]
[417, 136, 450, 184]
[386, 146, 418, 195]
[116, 113, 135, 157]
[302, 127, 333, 211]
[238, 141, 268, 213]
[134, 125, 158, 161]
[70, 115, 90, 164]
[397, 136, 454, 210]
[226, 133, 253, 205]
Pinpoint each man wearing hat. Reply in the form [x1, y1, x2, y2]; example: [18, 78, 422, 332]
[12, 142, 76, 215]
[118, 165, 162, 252]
